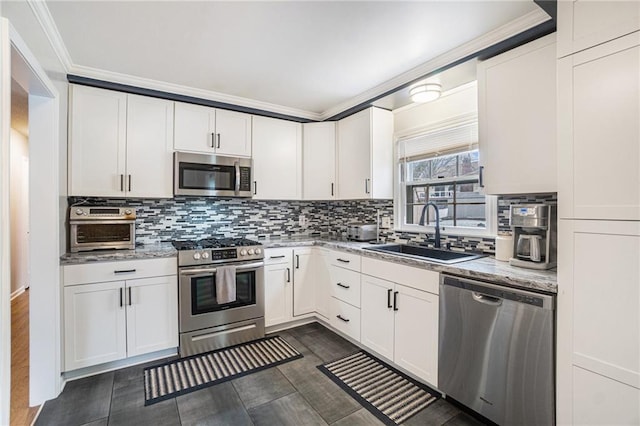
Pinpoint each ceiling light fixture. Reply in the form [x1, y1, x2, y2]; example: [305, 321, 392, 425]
[409, 83, 442, 103]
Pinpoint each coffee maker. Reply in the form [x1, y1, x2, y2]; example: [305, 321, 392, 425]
[509, 203, 557, 270]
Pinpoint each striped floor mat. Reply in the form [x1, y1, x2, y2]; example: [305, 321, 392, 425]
[318, 351, 440, 425]
[144, 335, 302, 405]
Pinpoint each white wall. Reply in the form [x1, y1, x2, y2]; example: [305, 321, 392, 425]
[393, 81, 478, 135]
[9, 128, 28, 296]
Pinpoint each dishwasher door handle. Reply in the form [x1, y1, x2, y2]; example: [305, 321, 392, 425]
[472, 292, 502, 306]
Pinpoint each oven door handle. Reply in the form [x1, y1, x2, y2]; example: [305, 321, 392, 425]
[179, 261, 264, 276]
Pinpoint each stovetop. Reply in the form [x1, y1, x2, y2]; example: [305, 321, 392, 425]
[172, 237, 263, 267]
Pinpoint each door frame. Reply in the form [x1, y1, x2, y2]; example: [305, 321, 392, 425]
[0, 18, 61, 424]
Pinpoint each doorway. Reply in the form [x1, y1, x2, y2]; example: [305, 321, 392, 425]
[9, 78, 36, 424]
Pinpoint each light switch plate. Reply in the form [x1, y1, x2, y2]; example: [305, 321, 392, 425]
[381, 216, 391, 228]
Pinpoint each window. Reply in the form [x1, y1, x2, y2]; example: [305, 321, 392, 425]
[395, 114, 496, 236]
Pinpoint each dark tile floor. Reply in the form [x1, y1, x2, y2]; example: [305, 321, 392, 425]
[35, 323, 485, 426]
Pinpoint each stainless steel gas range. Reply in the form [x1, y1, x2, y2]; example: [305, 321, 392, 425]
[173, 237, 264, 357]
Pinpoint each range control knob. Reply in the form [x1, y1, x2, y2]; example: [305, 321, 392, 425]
[240, 249, 247, 256]
[193, 252, 201, 260]
[75, 209, 83, 215]
[124, 209, 132, 215]
[248, 249, 255, 255]
[201, 252, 209, 259]
[255, 248, 262, 255]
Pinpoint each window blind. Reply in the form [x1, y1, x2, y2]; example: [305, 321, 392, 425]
[398, 119, 478, 161]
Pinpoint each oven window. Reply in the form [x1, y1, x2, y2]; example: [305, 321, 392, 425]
[191, 270, 256, 314]
[76, 224, 132, 243]
[180, 162, 235, 191]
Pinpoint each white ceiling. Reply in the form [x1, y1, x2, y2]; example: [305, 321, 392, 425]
[46, 1, 546, 119]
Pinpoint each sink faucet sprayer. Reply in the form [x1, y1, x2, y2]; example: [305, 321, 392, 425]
[418, 202, 441, 248]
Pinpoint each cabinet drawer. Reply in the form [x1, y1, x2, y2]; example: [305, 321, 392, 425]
[330, 266, 361, 307]
[330, 297, 361, 342]
[329, 250, 361, 272]
[264, 248, 292, 265]
[361, 257, 439, 295]
[63, 257, 176, 286]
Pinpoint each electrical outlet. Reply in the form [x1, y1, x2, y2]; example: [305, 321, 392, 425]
[299, 214, 307, 227]
[381, 216, 391, 228]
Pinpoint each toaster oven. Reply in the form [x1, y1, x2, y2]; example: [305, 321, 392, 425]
[69, 206, 136, 252]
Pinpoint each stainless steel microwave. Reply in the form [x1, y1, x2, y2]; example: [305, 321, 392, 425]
[69, 206, 136, 252]
[174, 152, 253, 197]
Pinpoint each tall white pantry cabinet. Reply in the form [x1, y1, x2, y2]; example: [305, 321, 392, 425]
[556, 2, 640, 425]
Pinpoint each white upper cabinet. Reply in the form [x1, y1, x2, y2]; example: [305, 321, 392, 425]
[126, 94, 174, 198]
[69, 85, 127, 197]
[174, 103, 252, 157]
[557, 0, 640, 58]
[337, 107, 393, 200]
[252, 116, 302, 200]
[477, 33, 557, 195]
[303, 122, 336, 200]
[558, 32, 640, 220]
[69, 85, 174, 198]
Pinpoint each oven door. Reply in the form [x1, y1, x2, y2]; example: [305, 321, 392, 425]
[174, 152, 252, 197]
[179, 260, 264, 333]
[69, 220, 135, 252]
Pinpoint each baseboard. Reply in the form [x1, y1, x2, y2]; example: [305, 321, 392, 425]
[62, 348, 177, 383]
[10, 286, 26, 300]
[29, 403, 44, 426]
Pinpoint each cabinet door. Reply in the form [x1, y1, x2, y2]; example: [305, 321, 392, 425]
[64, 281, 127, 371]
[478, 34, 557, 195]
[558, 33, 640, 220]
[174, 102, 216, 153]
[337, 109, 371, 199]
[394, 284, 438, 386]
[314, 249, 331, 319]
[264, 263, 292, 327]
[557, 0, 640, 58]
[252, 116, 302, 200]
[215, 109, 252, 157]
[68, 85, 126, 197]
[125, 275, 178, 357]
[126, 95, 174, 198]
[557, 219, 640, 424]
[360, 275, 394, 361]
[303, 122, 336, 200]
[293, 249, 315, 316]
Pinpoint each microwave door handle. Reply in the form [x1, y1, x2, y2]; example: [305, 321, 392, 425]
[235, 161, 240, 194]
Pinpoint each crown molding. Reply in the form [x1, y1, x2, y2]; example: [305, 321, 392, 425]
[27, 0, 72, 72]
[318, 8, 551, 120]
[68, 63, 323, 121]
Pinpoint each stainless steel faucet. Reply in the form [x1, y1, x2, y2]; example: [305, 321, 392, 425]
[418, 202, 441, 248]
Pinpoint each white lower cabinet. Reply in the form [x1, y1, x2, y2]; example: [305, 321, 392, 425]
[264, 249, 293, 327]
[330, 297, 361, 342]
[314, 249, 331, 319]
[361, 258, 439, 386]
[63, 258, 178, 371]
[293, 248, 315, 316]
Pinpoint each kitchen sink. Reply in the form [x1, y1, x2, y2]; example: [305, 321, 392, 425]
[362, 244, 484, 264]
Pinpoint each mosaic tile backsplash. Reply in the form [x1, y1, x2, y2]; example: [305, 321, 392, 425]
[68, 192, 556, 256]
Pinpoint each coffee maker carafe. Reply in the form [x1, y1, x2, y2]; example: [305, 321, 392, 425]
[509, 204, 557, 270]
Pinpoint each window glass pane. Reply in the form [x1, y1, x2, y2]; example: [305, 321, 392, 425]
[407, 159, 431, 181]
[430, 154, 457, 179]
[407, 185, 427, 203]
[455, 182, 483, 201]
[455, 203, 487, 228]
[458, 151, 479, 176]
[428, 184, 454, 201]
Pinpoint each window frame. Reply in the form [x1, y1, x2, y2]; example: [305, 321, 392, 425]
[393, 121, 497, 238]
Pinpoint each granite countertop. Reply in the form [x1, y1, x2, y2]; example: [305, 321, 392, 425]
[262, 238, 557, 294]
[60, 242, 177, 265]
[60, 237, 557, 294]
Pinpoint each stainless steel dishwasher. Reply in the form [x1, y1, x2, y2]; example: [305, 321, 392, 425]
[438, 274, 555, 426]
